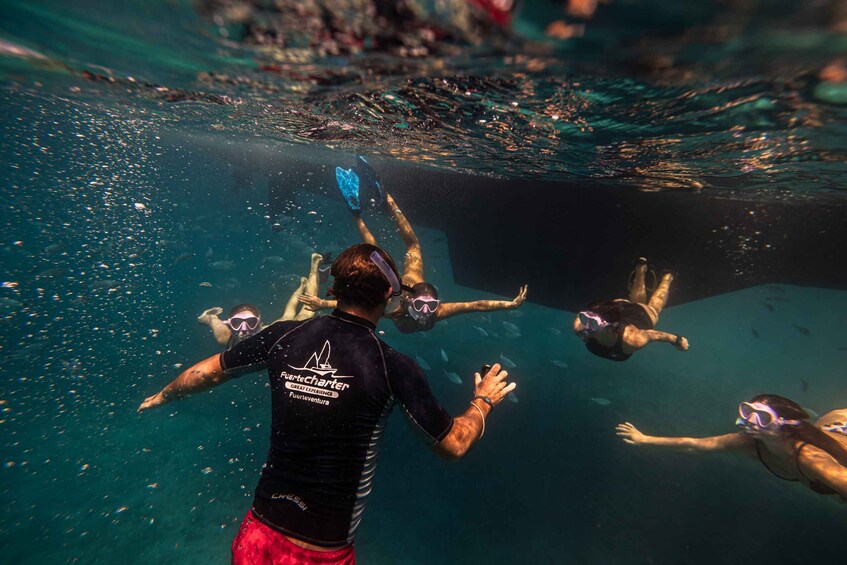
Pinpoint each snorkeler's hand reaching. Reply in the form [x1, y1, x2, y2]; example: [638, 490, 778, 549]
[675, 336, 689, 351]
[297, 294, 329, 312]
[616, 422, 648, 445]
[510, 285, 528, 308]
[473, 363, 517, 407]
[138, 391, 167, 413]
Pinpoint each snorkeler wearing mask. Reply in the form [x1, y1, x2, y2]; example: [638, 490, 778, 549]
[301, 172, 528, 332]
[198, 253, 326, 347]
[615, 394, 847, 501]
[574, 257, 688, 361]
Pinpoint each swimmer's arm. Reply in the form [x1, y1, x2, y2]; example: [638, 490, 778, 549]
[137, 354, 231, 412]
[209, 318, 232, 346]
[624, 327, 689, 351]
[297, 294, 337, 312]
[797, 446, 847, 499]
[616, 423, 754, 454]
[436, 285, 528, 320]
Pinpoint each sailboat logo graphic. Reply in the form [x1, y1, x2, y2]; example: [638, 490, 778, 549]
[288, 341, 353, 378]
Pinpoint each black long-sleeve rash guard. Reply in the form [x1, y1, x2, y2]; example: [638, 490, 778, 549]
[220, 309, 454, 548]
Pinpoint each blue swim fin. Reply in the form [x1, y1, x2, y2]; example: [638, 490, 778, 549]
[335, 167, 361, 212]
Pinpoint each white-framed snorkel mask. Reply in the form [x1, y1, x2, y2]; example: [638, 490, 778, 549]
[225, 313, 261, 338]
[370, 251, 408, 313]
[577, 310, 610, 340]
[408, 294, 440, 321]
[735, 401, 801, 436]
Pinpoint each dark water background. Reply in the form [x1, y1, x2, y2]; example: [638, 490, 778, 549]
[2, 1, 847, 563]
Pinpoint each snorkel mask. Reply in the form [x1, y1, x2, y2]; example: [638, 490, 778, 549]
[408, 294, 440, 321]
[735, 401, 801, 435]
[370, 251, 406, 312]
[225, 313, 261, 338]
[577, 310, 610, 340]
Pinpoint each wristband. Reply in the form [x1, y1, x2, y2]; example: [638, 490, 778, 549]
[674, 335, 683, 346]
[469, 402, 485, 439]
[473, 395, 495, 409]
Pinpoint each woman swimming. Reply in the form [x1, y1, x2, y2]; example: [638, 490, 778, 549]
[616, 394, 847, 500]
[198, 252, 324, 347]
[300, 165, 527, 332]
[573, 257, 688, 361]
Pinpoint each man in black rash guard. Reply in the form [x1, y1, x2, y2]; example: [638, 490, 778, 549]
[138, 243, 517, 564]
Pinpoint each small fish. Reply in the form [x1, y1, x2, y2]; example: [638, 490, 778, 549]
[546, 327, 562, 336]
[443, 370, 462, 385]
[801, 380, 809, 393]
[89, 280, 120, 290]
[550, 360, 569, 369]
[440, 348, 448, 362]
[1, 281, 18, 289]
[211, 260, 235, 271]
[751, 328, 759, 338]
[174, 252, 192, 264]
[133, 202, 146, 211]
[264, 256, 285, 265]
[1, 297, 25, 310]
[205, 247, 214, 259]
[43, 243, 64, 254]
[590, 397, 611, 406]
[416, 355, 431, 371]
[792, 324, 810, 336]
[199, 282, 213, 288]
[499, 353, 516, 369]
[764, 303, 774, 312]
[508, 392, 519, 403]
[502, 321, 521, 337]
[36, 267, 65, 279]
[473, 325, 489, 337]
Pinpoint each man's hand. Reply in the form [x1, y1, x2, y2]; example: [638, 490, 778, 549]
[138, 391, 167, 413]
[473, 363, 517, 406]
[616, 422, 648, 445]
[297, 294, 324, 312]
[510, 285, 528, 308]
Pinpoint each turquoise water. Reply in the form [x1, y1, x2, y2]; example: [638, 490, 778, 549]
[2, 1, 847, 563]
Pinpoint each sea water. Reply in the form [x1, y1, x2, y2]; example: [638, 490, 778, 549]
[2, 1, 847, 563]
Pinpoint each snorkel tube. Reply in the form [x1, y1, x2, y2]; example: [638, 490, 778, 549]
[370, 251, 404, 312]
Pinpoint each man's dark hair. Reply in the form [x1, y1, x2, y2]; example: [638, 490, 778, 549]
[750, 393, 847, 467]
[329, 244, 399, 309]
[229, 304, 260, 318]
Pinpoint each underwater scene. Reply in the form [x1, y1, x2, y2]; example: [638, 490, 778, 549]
[2, 0, 847, 563]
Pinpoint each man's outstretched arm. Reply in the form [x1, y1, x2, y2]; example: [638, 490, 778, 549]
[436, 363, 516, 459]
[138, 354, 231, 412]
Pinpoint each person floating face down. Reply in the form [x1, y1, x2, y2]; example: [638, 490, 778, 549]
[573, 257, 688, 361]
[138, 243, 518, 563]
[299, 158, 528, 332]
[616, 394, 847, 501]
[197, 253, 326, 347]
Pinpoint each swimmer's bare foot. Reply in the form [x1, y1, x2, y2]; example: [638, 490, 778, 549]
[311, 253, 323, 269]
[198, 307, 223, 325]
[385, 193, 401, 214]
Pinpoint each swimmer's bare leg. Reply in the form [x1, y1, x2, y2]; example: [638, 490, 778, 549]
[629, 258, 648, 304]
[648, 273, 673, 317]
[294, 253, 323, 321]
[354, 216, 378, 246]
[277, 277, 307, 322]
[198, 307, 231, 346]
[385, 193, 424, 285]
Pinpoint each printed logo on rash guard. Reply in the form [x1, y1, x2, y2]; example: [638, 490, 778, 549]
[281, 341, 352, 405]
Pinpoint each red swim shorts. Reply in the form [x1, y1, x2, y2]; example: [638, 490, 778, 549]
[231, 510, 355, 565]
